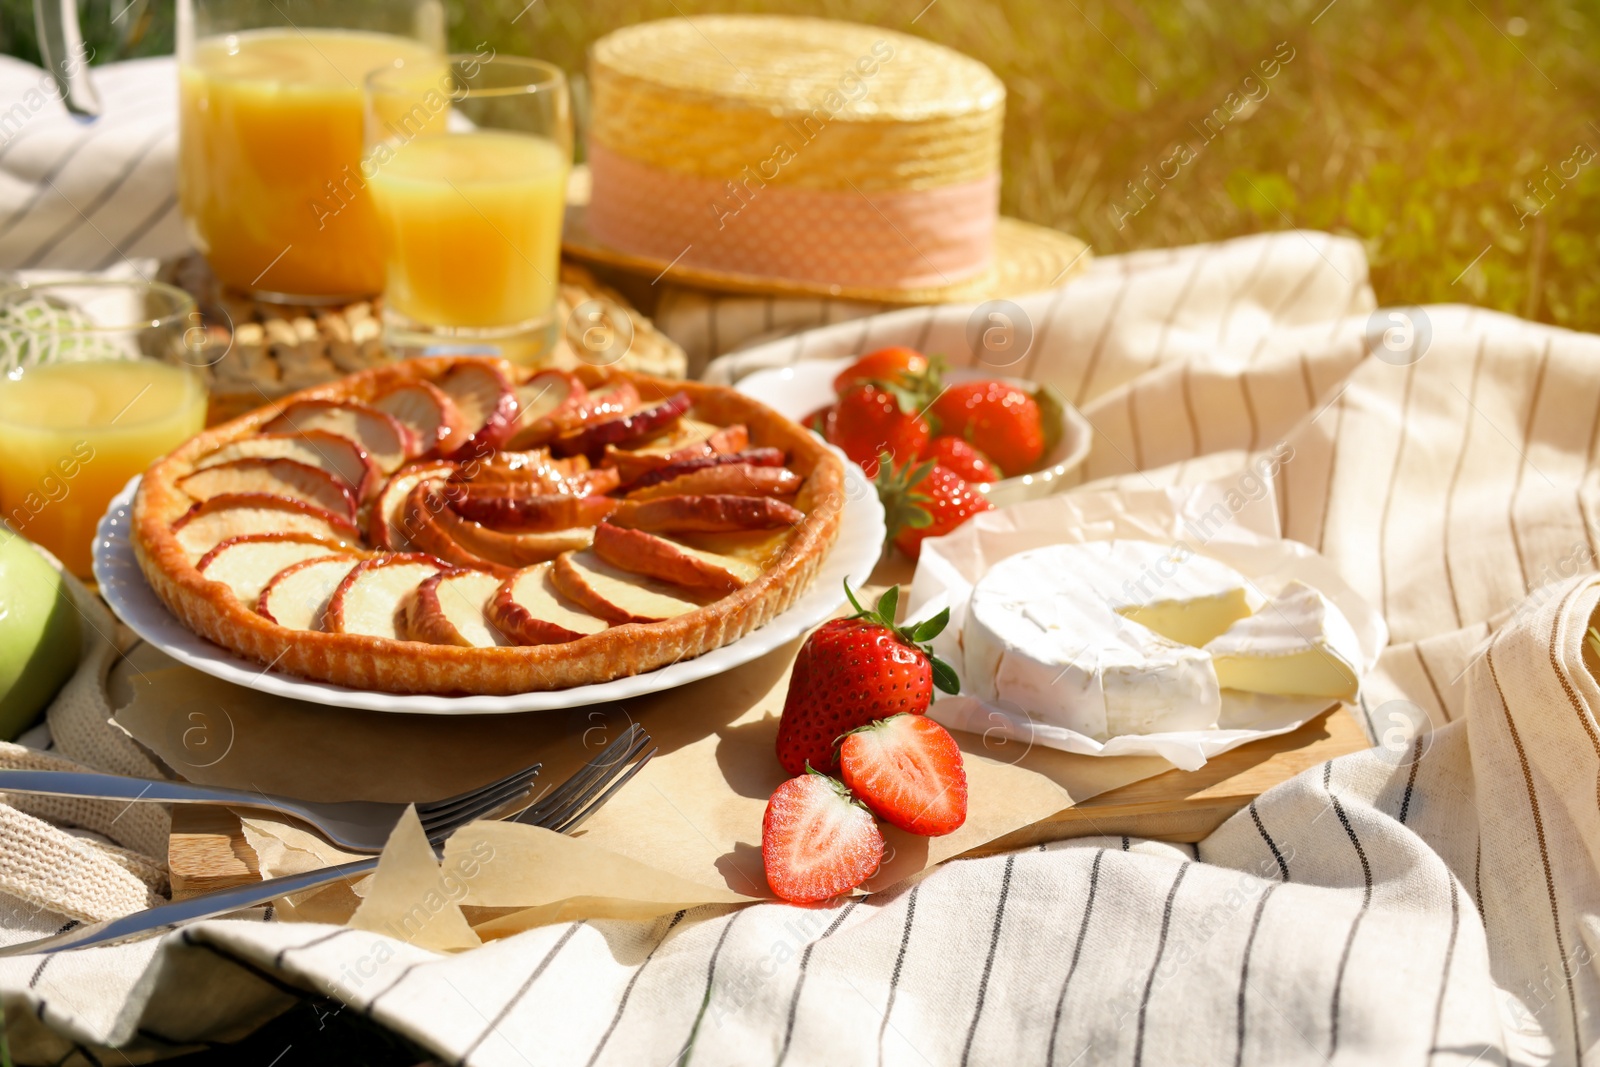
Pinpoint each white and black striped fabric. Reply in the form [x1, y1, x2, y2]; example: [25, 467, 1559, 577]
[0, 56, 188, 273]
[2, 54, 1598, 1066]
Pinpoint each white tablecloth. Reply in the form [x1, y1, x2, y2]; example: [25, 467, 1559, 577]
[4, 55, 1600, 1067]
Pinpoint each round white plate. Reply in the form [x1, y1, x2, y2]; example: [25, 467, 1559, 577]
[734, 355, 1092, 507]
[93, 454, 885, 714]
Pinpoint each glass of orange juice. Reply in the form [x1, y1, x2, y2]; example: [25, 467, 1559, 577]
[177, 0, 444, 302]
[364, 55, 572, 364]
[0, 281, 209, 578]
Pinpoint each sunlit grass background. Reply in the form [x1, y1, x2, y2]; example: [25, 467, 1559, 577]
[4, 0, 1599, 330]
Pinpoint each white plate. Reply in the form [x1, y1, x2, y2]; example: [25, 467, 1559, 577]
[93, 453, 885, 714]
[734, 355, 1092, 507]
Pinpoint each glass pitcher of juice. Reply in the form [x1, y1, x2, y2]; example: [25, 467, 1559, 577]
[0, 281, 210, 579]
[177, 0, 445, 302]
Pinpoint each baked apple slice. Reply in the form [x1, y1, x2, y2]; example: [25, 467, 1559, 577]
[196, 430, 379, 500]
[608, 495, 803, 534]
[626, 463, 803, 501]
[602, 420, 751, 484]
[262, 400, 414, 474]
[371, 461, 457, 550]
[506, 370, 587, 450]
[448, 490, 617, 531]
[372, 381, 468, 459]
[551, 551, 707, 624]
[592, 522, 761, 595]
[258, 554, 364, 630]
[552, 392, 692, 458]
[178, 457, 357, 521]
[560, 381, 640, 431]
[625, 447, 786, 491]
[438, 360, 519, 460]
[326, 554, 450, 640]
[171, 493, 362, 562]
[405, 482, 594, 576]
[196, 533, 357, 606]
[449, 448, 603, 495]
[488, 562, 609, 644]
[403, 568, 513, 648]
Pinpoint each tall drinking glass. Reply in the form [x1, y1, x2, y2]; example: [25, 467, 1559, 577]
[365, 55, 572, 364]
[0, 281, 209, 578]
[177, 0, 445, 302]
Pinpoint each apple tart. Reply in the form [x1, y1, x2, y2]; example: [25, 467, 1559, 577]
[132, 356, 845, 695]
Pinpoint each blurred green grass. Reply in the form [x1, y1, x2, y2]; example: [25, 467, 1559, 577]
[463, 0, 1600, 330]
[5, 0, 1599, 330]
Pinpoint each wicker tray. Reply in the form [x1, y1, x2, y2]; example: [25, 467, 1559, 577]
[158, 256, 688, 425]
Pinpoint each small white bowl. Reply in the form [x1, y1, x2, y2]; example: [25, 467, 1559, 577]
[734, 356, 1091, 507]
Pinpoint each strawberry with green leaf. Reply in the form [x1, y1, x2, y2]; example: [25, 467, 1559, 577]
[833, 347, 933, 395]
[829, 384, 931, 478]
[775, 580, 960, 776]
[877, 455, 994, 560]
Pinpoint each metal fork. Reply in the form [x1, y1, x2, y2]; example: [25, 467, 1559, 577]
[0, 763, 544, 854]
[0, 724, 656, 956]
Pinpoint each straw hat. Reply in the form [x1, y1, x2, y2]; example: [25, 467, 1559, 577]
[562, 16, 1089, 303]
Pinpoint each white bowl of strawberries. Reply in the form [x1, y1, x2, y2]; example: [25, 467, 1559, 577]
[736, 347, 1091, 558]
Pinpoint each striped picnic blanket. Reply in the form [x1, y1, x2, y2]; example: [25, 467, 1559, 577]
[3, 54, 1599, 1067]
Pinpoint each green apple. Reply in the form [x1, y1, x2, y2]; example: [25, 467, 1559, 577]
[0, 528, 82, 739]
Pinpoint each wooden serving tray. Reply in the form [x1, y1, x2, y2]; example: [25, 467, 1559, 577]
[168, 705, 1367, 898]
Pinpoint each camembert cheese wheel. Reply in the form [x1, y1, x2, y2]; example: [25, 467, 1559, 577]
[961, 541, 1263, 740]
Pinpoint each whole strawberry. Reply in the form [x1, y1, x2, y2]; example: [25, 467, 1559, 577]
[878, 457, 994, 560]
[929, 380, 1045, 477]
[829, 384, 932, 478]
[923, 436, 1000, 483]
[775, 581, 960, 776]
[833, 346, 931, 395]
[762, 769, 885, 903]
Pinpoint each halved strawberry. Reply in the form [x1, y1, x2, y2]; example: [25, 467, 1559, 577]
[840, 714, 967, 837]
[762, 770, 884, 904]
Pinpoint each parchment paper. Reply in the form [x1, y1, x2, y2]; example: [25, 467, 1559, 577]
[114, 560, 1176, 939]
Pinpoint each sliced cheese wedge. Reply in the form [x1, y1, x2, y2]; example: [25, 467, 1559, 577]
[1203, 580, 1362, 700]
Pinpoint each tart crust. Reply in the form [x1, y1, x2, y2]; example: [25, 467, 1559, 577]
[132, 357, 845, 695]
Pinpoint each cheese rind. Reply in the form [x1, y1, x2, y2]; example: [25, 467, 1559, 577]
[1203, 580, 1362, 700]
[962, 541, 1249, 740]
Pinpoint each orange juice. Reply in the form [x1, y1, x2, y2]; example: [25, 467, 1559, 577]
[368, 131, 568, 328]
[0, 361, 207, 577]
[179, 30, 437, 299]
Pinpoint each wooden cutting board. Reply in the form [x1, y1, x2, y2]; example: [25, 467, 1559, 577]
[167, 705, 1368, 898]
